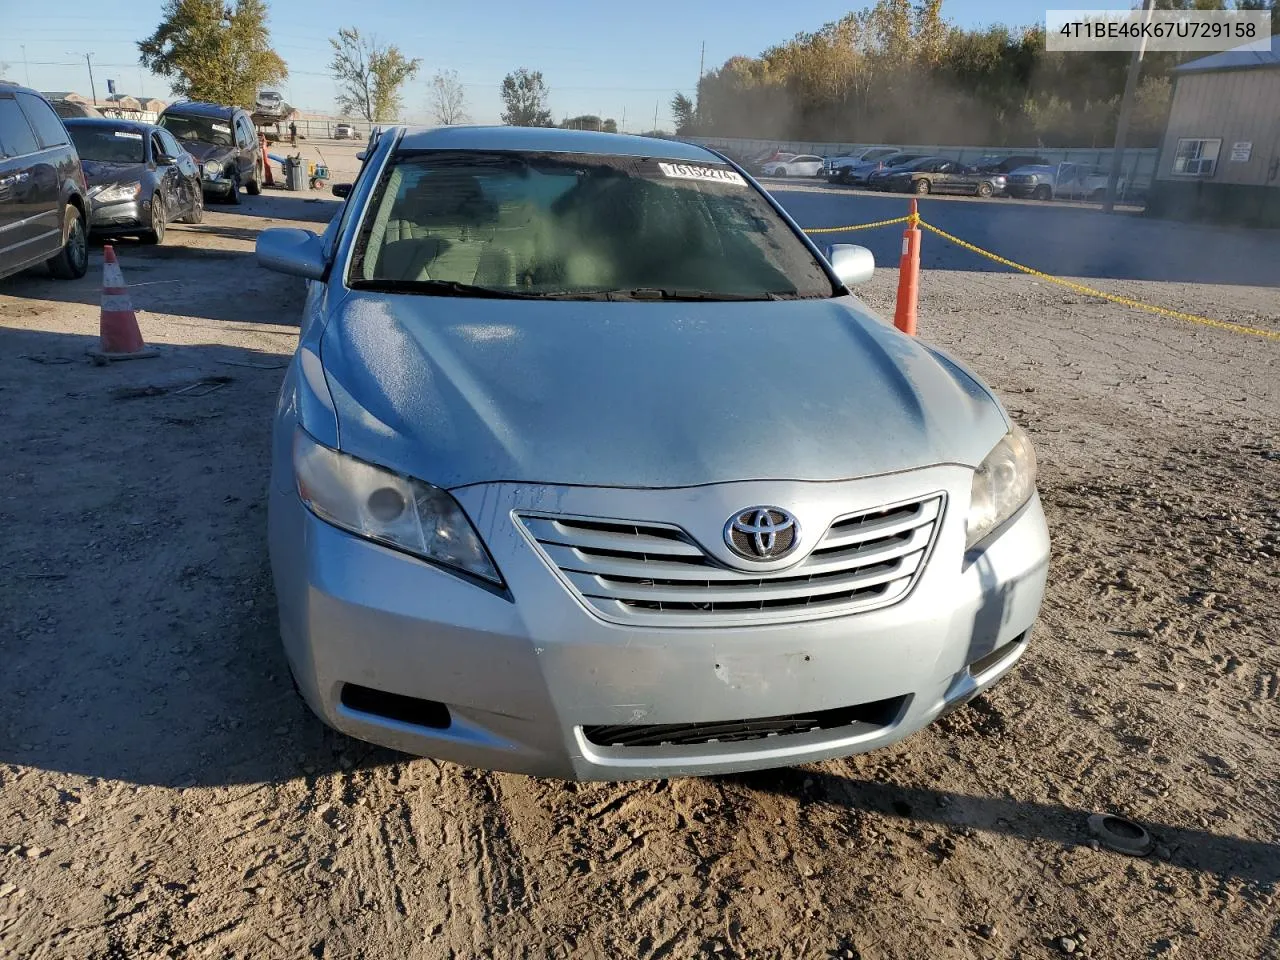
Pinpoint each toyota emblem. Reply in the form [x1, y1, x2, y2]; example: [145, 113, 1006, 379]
[724, 507, 799, 561]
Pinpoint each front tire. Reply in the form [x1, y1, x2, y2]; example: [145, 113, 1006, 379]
[976, 181, 993, 198]
[226, 175, 242, 205]
[46, 206, 88, 279]
[914, 178, 931, 195]
[246, 164, 262, 195]
[1033, 185, 1052, 201]
[141, 196, 165, 245]
[773, 168, 786, 178]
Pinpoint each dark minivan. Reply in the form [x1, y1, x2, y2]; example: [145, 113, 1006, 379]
[158, 101, 264, 204]
[0, 83, 90, 281]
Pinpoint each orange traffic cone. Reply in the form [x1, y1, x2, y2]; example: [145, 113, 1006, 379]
[88, 245, 158, 362]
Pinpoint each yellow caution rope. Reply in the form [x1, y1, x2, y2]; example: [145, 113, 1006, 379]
[801, 215, 1280, 341]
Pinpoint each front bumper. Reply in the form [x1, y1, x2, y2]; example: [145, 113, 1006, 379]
[269, 468, 1050, 780]
[88, 199, 146, 231]
[1006, 184, 1040, 198]
[201, 177, 235, 196]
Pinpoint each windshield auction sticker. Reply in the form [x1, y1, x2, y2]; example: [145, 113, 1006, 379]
[657, 162, 746, 186]
[113, 131, 143, 139]
[1046, 9, 1270, 51]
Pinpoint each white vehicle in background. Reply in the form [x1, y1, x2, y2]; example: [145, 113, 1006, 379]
[762, 154, 825, 178]
[333, 123, 356, 140]
[824, 147, 899, 181]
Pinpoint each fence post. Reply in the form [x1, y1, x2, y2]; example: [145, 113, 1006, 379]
[894, 199, 921, 336]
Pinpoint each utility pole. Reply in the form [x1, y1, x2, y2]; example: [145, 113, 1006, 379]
[620, 106, 626, 133]
[68, 52, 98, 104]
[653, 99, 659, 134]
[1104, 0, 1155, 213]
[699, 41, 705, 82]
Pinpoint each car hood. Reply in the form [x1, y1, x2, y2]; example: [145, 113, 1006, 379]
[80, 159, 147, 187]
[317, 293, 1010, 489]
[177, 140, 234, 163]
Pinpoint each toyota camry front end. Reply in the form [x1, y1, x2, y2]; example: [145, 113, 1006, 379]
[256, 126, 1050, 781]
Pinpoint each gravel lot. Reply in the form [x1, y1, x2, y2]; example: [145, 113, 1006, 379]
[1, 145, 1277, 959]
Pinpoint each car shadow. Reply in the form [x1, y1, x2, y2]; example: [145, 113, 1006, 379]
[0, 327, 373, 789]
[722, 765, 1280, 887]
[0, 234, 304, 326]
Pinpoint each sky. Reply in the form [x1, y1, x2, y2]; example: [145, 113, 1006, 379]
[2, 1, 1142, 129]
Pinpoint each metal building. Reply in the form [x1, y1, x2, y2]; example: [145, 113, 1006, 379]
[1146, 47, 1280, 227]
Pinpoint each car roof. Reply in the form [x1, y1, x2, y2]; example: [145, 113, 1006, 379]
[395, 125, 725, 163]
[0, 81, 47, 98]
[64, 117, 158, 134]
[160, 101, 238, 119]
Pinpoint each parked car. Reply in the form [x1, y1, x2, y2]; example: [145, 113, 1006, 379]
[333, 123, 356, 140]
[253, 125, 1049, 781]
[0, 83, 90, 282]
[855, 152, 930, 188]
[762, 154, 824, 178]
[1005, 163, 1125, 201]
[747, 149, 795, 173]
[864, 153, 933, 190]
[881, 157, 1006, 197]
[64, 118, 203, 243]
[973, 154, 1050, 175]
[825, 147, 899, 182]
[48, 99, 103, 120]
[158, 101, 263, 204]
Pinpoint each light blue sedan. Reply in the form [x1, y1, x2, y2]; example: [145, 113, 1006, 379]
[255, 125, 1049, 781]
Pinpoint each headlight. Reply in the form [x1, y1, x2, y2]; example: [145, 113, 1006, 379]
[203, 160, 223, 179]
[966, 423, 1037, 549]
[292, 429, 502, 584]
[91, 181, 142, 204]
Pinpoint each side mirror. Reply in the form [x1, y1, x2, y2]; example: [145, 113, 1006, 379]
[331, 183, 352, 198]
[156, 153, 176, 165]
[256, 228, 327, 281]
[826, 244, 875, 286]
[355, 150, 366, 161]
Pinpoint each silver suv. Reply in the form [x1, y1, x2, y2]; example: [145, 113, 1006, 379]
[0, 83, 90, 282]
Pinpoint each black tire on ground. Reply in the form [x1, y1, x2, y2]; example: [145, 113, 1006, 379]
[226, 176, 242, 205]
[773, 168, 786, 178]
[1033, 185, 1052, 201]
[914, 178, 931, 195]
[246, 165, 262, 195]
[181, 189, 203, 224]
[141, 196, 165, 245]
[976, 181, 993, 198]
[46, 206, 88, 279]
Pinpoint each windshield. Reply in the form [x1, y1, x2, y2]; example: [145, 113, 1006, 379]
[159, 113, 233, 146]
[68, 125, 145, 163]
[350, 151, 836, 301]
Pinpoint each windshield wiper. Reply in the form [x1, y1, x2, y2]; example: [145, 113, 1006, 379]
[349, 278, 544, 299]
[597, 288, 803, 302]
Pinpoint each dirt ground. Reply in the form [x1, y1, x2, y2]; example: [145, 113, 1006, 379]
[0, 166, 1277, 960]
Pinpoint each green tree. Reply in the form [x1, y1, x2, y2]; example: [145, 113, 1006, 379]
[328, 27, 421, 122]
[602, 118, 617, 133]
[138, 0, 286, 107]
[562, 114, 603, 131]
[500, 69, 553, 126]
[671, 93, 696, 134]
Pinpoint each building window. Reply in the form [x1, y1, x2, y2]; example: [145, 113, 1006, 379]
[1172, 138, 1221, 177]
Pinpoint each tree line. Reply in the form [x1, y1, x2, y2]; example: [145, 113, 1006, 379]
[672, 0, 1279, 147]
[132, 1, 620, 131]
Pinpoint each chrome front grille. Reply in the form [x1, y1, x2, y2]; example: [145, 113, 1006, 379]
[518, 494, 944, 627]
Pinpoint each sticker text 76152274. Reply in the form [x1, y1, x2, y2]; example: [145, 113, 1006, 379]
[657, 162, 746, 187]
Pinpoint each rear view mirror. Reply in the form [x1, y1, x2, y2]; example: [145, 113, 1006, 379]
[256, 228, 327, 281]
[826, 244, 875, 286]
[332, 183, 352, 198]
